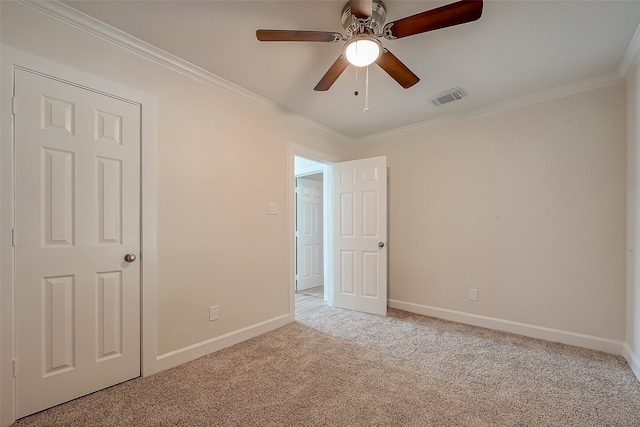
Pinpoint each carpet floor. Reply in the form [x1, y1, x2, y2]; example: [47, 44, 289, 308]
[14, 306, 640, 426]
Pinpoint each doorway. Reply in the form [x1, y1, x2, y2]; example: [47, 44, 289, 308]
[290, 150, 388, 319]
[294, 156, 329, 317]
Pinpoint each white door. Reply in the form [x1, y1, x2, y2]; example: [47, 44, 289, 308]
[296, 176, 323, 291]
[333, 156, 387, 315]
[14, 69, 141, 418]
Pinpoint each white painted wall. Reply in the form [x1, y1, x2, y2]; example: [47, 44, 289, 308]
[0, 1, 353, 363]
[358, 84, 627, 345]
[626, 58, 640, 377]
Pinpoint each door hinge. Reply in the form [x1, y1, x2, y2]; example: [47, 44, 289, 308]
[11, 228, 16, 247]
[13, 359, 17, 377]
[12, 96, 16, 115]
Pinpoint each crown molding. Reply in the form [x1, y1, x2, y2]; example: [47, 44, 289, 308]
[16, 0, 635, 146]
[18, 0, 353, 144]
[356, 72, 625, 144]
[619, 22, 640, 79]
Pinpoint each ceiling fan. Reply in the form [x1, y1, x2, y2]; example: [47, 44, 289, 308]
[256, 0, 483, 91]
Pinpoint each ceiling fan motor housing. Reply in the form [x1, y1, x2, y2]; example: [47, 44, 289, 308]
[341, 0, 387, 39]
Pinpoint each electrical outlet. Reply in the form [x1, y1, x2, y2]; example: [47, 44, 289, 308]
[469, 288, 478, 301]
[209, 305, 219, 321]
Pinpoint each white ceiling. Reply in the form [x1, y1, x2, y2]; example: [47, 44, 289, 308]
[61, 0, 640, 140]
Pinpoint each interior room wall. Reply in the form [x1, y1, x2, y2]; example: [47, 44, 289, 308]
[0, 1, 353, 358]
[627, 58, 640, 376]
[356, 84, 627, 344]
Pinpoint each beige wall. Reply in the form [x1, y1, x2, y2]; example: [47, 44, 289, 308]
[357, 85, 627, 341]
[627, 59, 640, 368]
[0, 1, 353, 355]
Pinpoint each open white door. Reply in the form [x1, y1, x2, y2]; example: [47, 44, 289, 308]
[333, 156, 387, 315]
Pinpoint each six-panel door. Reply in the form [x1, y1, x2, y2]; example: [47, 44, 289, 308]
[14, 69, 141, 418]
[333, 156, 387, 315]
[296, 176, 324, 291]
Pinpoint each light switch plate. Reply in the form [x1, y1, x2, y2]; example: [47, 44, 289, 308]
[268, 202, 278, 215]
[209, 305, 219, 321]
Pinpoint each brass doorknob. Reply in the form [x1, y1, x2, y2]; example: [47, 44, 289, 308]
[124, 253, 137, 263]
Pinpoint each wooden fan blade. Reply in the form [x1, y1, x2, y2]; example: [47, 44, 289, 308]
[375, 49, 420, 89]
[314, 55, 350, 91]
[383, 0, 483, 40]
[256, 29, 342, 42]
[349, 0, 373, 19]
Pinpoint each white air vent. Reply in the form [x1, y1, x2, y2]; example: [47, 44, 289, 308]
[430, 87, 466, 106]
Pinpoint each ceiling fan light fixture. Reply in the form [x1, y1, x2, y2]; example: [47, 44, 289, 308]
[344, 36, 382, 67]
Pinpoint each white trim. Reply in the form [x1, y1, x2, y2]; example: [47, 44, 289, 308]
[623, 344, 640, 382]
[389, 299, 624, 356]
[619, 23, 640, 79]
[0, 47, 16, 427]
[18, 0, 351, 145]
[0, 46, 158, 427]
[356, 72, 625, 144]
[156, 314, 290, 372]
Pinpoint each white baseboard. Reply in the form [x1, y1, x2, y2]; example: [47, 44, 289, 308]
[388, 299, 624, 355]
[157, 314, 292, 372]
[623, 344, 640, 382]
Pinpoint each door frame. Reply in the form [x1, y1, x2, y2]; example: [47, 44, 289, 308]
[289, 145, 338, 318]
[0, 47, 159, 426]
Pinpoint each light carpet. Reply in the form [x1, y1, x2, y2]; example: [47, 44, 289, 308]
[15, 306, 640, 426]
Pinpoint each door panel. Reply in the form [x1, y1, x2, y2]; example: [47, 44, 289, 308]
[97, 157, 123, 244]
[333, 156, 387, 315]
[96, 271, 124, 359]
[14, 69, 141, 418]
[43, 275, 75, 375]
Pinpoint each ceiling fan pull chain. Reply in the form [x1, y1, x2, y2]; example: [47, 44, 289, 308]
[364, 65, 370, 112]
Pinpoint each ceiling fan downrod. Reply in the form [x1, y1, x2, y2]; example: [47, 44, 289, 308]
[364, 65, 371, 113]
